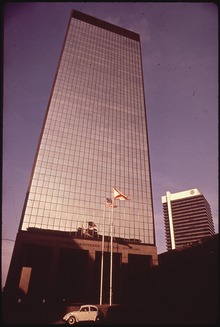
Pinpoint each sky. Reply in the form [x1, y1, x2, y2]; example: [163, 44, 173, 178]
[2, 2, 218, 288]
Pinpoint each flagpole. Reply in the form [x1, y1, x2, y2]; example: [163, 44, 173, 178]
[123, 207, 126, 240]
[99, 203, 106, 305]
[109, 187, 128, 306]
[109, 189, 114, 306]
[138, 208, 140, 241]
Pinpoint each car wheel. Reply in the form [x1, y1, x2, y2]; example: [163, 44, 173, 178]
[67, 316, 76, 325]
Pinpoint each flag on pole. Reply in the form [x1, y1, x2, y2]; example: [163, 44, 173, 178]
[106, 197, 117, 208]
[113, 187, 129, 200]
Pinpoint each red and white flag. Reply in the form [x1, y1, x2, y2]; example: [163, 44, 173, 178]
[113, 187, 129, 200]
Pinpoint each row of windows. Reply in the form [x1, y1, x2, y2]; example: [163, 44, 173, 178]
[25, 218, 154, 236]
[58, 78, 143, 103]
[50, 95, 145, 122]
[40, 146, 147, 164]
[64, 42, 141, 69]
[70, 22, 140, 57]
[43, 128, 133, 146]
[37, 142, 149, 166]
[43, 124, 147, 147]
[55, 89, 143, 109]
[28, 192, 152, 210]
[28, 184, 153, 207]
[49, 108, 145, 132]
[29, 183, 152, 204]
[53, 85, 143, 111]
[39, 141, 148, 160]
[39, 135, 149, 161]
[35, 150, 149, 174]
[23, 215, 154, 233]
[23, 221, 154, 244]
[25, 206, 153, 220]
[35, 149, 150, 172]
[53, 78, 144, 99]
[36, 156, 149, 176]
[58, 74, 142, 103]
[24, 217, 153, 233]
[51, 89, 145, 113]
[59, 67, 142, 95]
[70, 20, 140, 51]
[33, 173, 149, 191]
[40, 132, 148, 157]
[61, 44, 142, 79]
[45, 114, 147, 138]
[33, 164, 149, 185]
[40, 160, 147, 178]
[68, 25, 140, 56]
[46, 116, 147, 142]
[31, 166, 151, 185]
[26, 197, 153, 215]
[55, 69, 144, 99]
[25, 201, 153, 220]
[31, 171, 150, 193]
[56, 102, 145, 125]
[63, 33, 141, 60]
[38, 158, 149, 179]
[52, 85, 144, 109]
[63, 54, 142, 81]
[34, 160, 149, 180]
[22, 209, 153, 227]
[54, 79, 143, 104]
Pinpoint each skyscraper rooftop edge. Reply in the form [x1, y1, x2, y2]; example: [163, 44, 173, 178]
[162, 188, 201, 203]
[72, 9, 140, 41]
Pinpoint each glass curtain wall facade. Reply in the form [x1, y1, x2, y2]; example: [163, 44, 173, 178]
[20, 10, 155, 245]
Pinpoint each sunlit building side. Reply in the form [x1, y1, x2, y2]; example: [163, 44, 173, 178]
[20, 11, 155, 244]
[4, 10, 158, 317]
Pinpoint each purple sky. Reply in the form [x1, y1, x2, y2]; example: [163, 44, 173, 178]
[2, 2, 218, 287]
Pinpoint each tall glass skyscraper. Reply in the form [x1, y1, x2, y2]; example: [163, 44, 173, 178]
[4, 11, 158, 317]
[20, 10, 155, 245]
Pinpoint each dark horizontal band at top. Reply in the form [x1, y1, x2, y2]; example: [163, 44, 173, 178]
[72, 9, 140, 42]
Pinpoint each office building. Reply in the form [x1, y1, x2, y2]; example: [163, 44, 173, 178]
[162, 189, 215, 251]
[4, 10, 157, 314]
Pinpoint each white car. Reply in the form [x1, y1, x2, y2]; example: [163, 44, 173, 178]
[63, 304, 102, 325]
